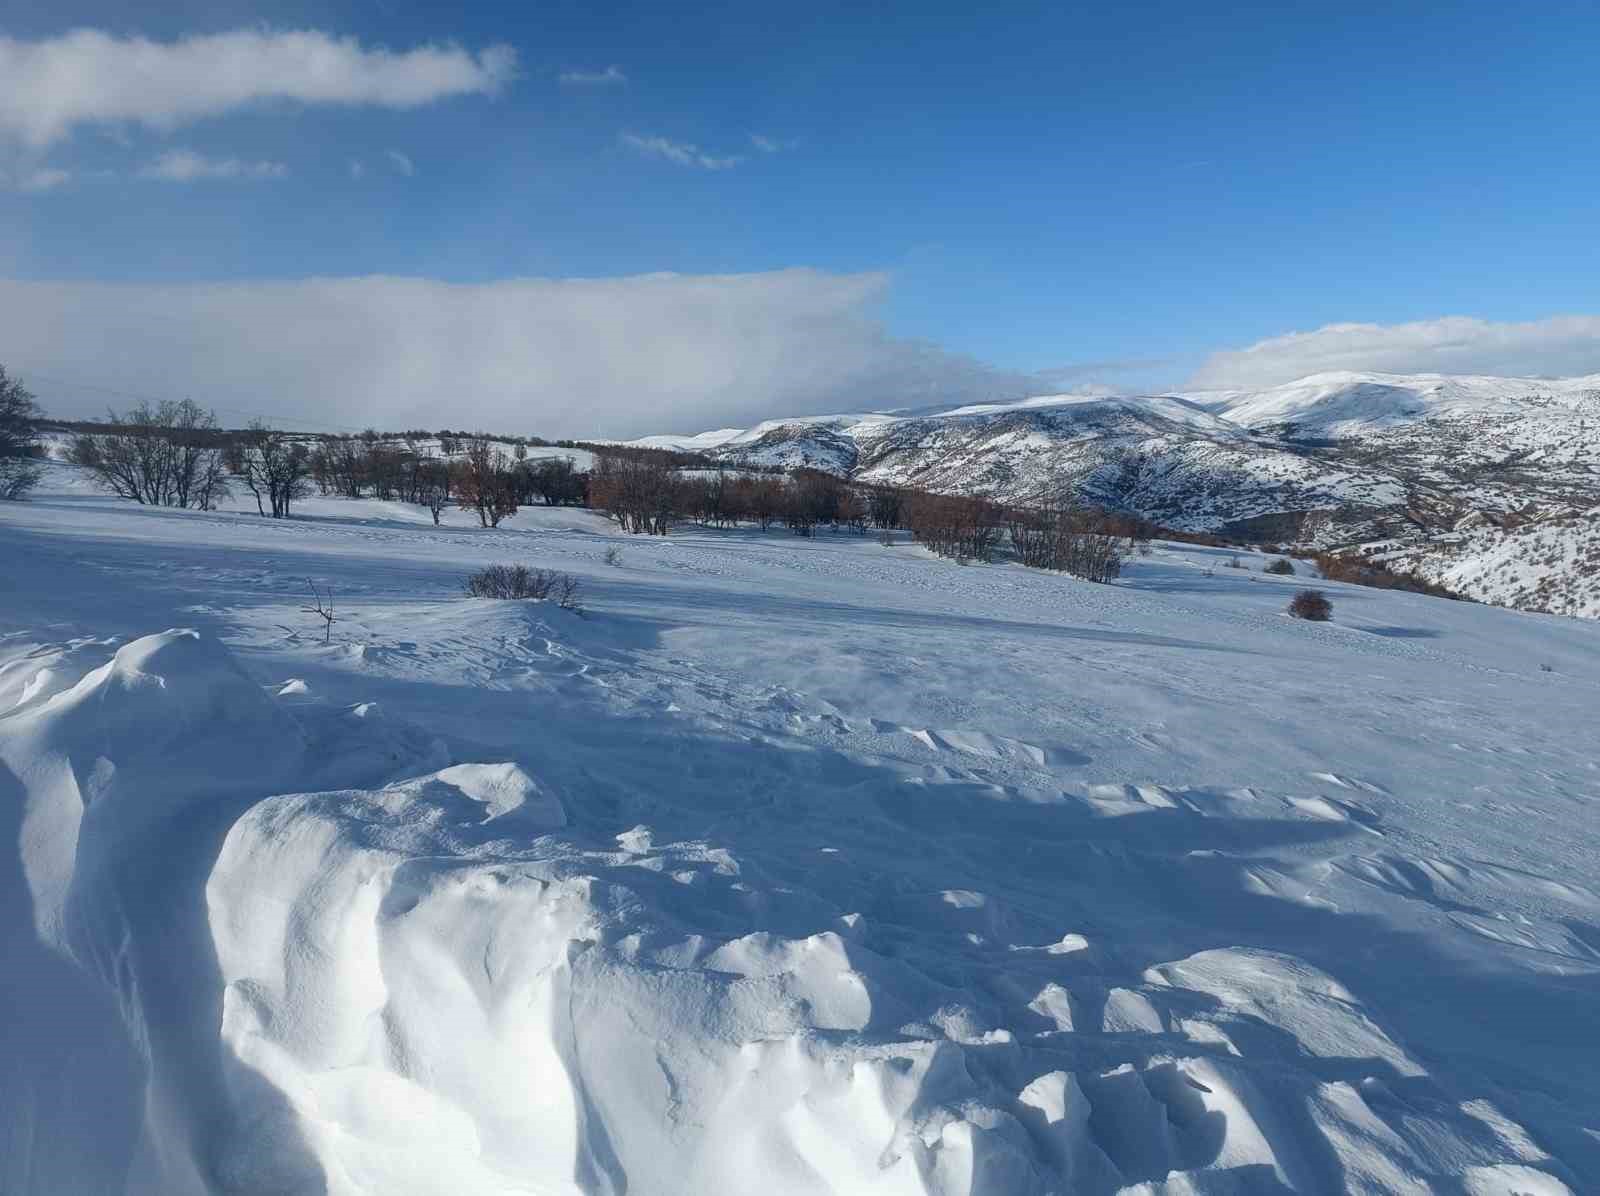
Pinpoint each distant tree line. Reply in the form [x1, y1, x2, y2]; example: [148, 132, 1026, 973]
[65, 406, 602, 526]
[54, 400, 1185, 587]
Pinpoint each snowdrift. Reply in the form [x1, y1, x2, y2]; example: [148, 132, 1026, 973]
[3, 614, 1587, 1195]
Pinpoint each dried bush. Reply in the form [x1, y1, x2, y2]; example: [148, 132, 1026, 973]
[465, 565, 582, 610]
[603, 544, 624, 567]
[1314, 552, 1459, 599]
[905, 491, 1002, 562]
[1265, 558, 1296, 575]
[1288, 589, 1332, 621]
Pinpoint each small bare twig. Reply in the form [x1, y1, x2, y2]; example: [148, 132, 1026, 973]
[302, 578, 337, 644]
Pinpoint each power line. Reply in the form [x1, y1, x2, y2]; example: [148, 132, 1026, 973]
[16, 367, 371, 433]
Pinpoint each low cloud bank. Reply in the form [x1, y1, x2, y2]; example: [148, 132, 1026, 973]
[2, 270, 1032, 437]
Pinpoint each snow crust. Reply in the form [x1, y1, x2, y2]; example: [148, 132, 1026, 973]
[3, 466, 1598, 1193]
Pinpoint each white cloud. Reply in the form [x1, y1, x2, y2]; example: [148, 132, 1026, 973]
[621, 133, 740, 171]
[1188, 315, 1600, 389]
[0, 28, 517, 147]
[560, 65, 626, 86]
[385, 149, 416, 176]
[0, 270, 1031, 437]
[749, 134, 781, 153]
[136, 149, 287, 182]
[349, 159, 366, 179]
[6, 165, 72, 191]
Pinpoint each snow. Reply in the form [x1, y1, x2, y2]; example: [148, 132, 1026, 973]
[630, 369, 1600, 619]
[1188, 370, 1600, 434]
[1384, 509, 1600, 620]
[3, 461, 1598, 1193]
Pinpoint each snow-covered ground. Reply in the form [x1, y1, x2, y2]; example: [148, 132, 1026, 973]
[4, 461, 1598, 1194]
[1383, 510, 1600, 622]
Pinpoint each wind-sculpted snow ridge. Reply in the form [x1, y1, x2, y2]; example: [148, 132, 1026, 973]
[4, 610, 1590, 1193]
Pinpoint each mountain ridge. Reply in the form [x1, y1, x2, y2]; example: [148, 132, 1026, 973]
[633, 370, 1600, 617]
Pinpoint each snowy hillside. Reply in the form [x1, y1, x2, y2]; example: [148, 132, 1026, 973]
[638, 370, 1600, 617]
[3, 460, 1598, 1194]
[1383, 508, 1600, 620]
[1191, 370, 1600, 436]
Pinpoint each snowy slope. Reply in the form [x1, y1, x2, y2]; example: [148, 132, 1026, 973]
[1383, 508, 1600, 620]
[634, 370, 1600, 616]
[1190, 370, 1600, 435]
[3, 462, 1598, 1194]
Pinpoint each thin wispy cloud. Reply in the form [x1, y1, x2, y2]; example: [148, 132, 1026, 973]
[749, 134, 782, 153]
[386, 149, 416, 177]
[136, 150, 288, 183]
[4, 165, 72, 191]
[0, 29, 518, 147]
[621, 133, 740, 171]
[559, 65, 627, 86]
[1188, 315, 1600, 389]
[349, 159, 366, 179]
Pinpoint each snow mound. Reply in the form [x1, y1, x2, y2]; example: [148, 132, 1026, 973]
[5, 628, 306, 942]
[1, 630, 311, 1194]
[431, 761, 567, 827]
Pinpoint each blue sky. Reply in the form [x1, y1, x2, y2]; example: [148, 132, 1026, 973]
[3, 2, 1599, 435]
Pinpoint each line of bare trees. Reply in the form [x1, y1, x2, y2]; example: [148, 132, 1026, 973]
[589, 458, 879, 538]
[66, 409, 601, 528]
[60, 403, 1143, 581]
[1004, 505, 1131, 583]
[899, 489, 1145, 582]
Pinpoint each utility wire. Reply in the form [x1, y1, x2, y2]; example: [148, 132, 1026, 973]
[16, 368, 372, 433]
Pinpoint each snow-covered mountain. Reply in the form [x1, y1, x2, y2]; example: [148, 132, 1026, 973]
[640, 370, 1600, 617]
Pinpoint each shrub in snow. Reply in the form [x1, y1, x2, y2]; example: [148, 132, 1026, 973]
[301, 579, 337, 644]
[465, 564, 582, 611]
[603, 544, 624, 567]
[1266, 558, 1296, 575]
[1289, 589, 1332, 621]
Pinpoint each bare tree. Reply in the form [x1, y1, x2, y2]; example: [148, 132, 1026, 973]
[867, 486, 903, 530]
[416, 458, 452, 524]
[523, 454, 586, 506]
[590, 452, 678, 534]
[743, 476, 783, 530]
[453, 437, 520, 527]
[1006, 504, 1125, 582]
[836, 489, 869, 534]
[0, 365, 44, 500]
[227, 422, 310, 518]
[69, 399, 228, 508]
[905, 491, 1002, 562]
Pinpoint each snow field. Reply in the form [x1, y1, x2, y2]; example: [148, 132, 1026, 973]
[3, 461, 1598, 1193]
